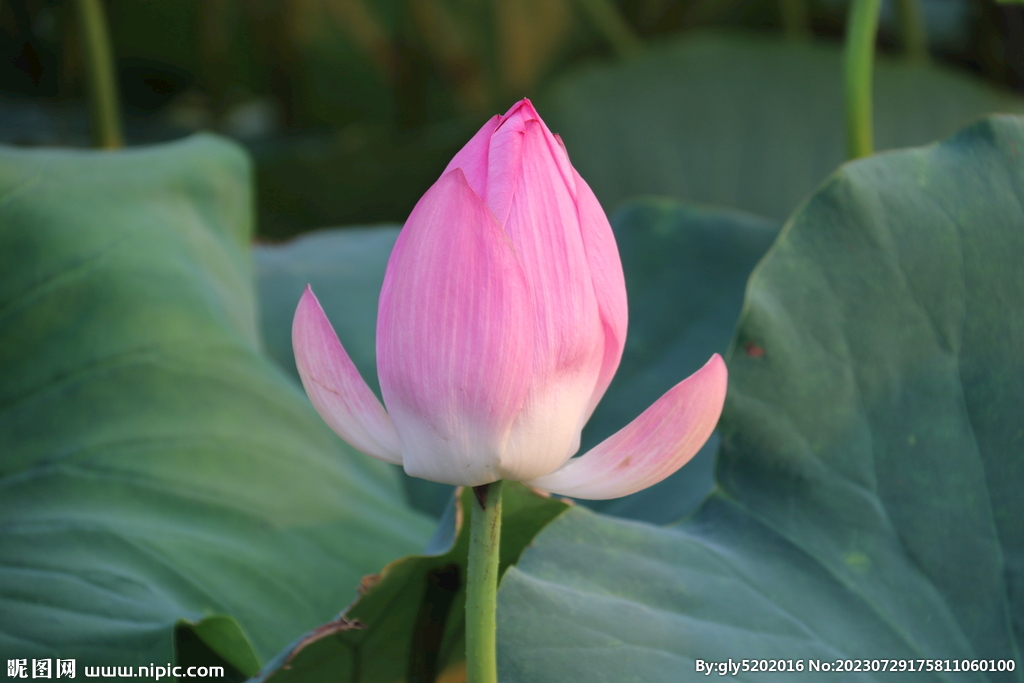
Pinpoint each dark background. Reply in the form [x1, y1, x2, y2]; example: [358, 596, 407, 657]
[2, 0, 1023, 239]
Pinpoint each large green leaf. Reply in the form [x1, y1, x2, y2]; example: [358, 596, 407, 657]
[252, 483, 569, 683]
[497, 117, 1024, 680]
[0, 135, 433, 671]
[254, 202, 778, 524]
[541, 30, 1024, 222]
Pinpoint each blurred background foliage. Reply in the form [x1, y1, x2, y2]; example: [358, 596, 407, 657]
[2, 0, 1024, 239]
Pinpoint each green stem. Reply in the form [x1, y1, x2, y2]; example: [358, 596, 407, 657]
[844, 0, 881, 160]
[75, 0, 123, 149]
[466, 481, 503, 683]
[896, 0, 928, 61]
[572, 0, 643, 58]
[779, 0, 811, 38]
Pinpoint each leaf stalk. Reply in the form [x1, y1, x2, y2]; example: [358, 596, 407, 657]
[780, 0, 811, 38]
[896, 0, 929, 61]
[844, 0, 881, 159]
[75, 0, 123, 149]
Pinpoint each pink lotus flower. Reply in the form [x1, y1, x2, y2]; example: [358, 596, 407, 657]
[292, 99, 726, 499]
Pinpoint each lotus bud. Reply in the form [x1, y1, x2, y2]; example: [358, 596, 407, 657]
[292, 99, 727, 499]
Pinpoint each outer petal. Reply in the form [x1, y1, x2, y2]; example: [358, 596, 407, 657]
[443, 114, 500, 203]
[575, 168, 628, 422]
[497, 117, 605, 481]
[377, 169, 534, 486]
[292, 286, 402, 464]
[525, 354, 727, 499]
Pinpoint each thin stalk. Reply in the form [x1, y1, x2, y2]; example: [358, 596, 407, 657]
[779, 0, 811, 38]
[844, 0, 881, 159]
[896, 0, 929, 61]
[75, 0, 123, 149]
[465, 481, 503, 683]
[572, 0, 643, 58]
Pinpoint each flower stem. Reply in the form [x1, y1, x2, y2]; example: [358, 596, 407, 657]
[75, 0, 123, 149]
[779, 0, 811, 39]
[844, 0, 881, 160]
[896, 0, 928, 61]
[466, 480, 503, 683]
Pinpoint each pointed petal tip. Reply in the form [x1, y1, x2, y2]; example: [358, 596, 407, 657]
[524, 354, 728, 500]
[496, 99, 543, 135]
[505, 98, 537, 117]
[442, 165, 470, 186]
[292, 288, 403, 465]
[708, 352, 727, 381]
[292, 283, 321, 327]
[297, 283, 318, 310]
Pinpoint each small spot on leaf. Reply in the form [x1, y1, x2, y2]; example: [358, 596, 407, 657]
[843, 551, 871, 574]
[744, 341, 765, 358]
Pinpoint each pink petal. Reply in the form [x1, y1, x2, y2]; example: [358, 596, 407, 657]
[500, 101, 576, 193]
[483, 106, 525, 228]
[575, 168, 628, 422]
[292, 286, 402, 464]
[377, 169, 534, 486]
[497, 117, 606, 481]
[486, 100, 577, 227]
[443, 114, 500, 203]
[525, 354, 728, 499]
